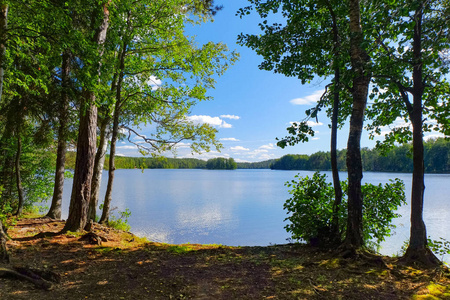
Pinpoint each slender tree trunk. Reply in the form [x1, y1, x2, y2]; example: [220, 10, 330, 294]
[47, 50, 71, 220]
[326, 0, 343, 241]
[99, 111, 118, 224]
[402, 5, 439, 266]
[344, 0, 371, 249]
[64, 2, 110, 232]
[100, 13, 129, 224]
[88, 118, 110, 223]
[0, 3, 8, 102]
[14, 133, 24, 217]
[99, 72, 124, 225]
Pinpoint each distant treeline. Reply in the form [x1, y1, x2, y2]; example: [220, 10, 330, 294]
[64, 138, 450, 173]
[271, 138, 450, 173]
[65, 154, 270, 170]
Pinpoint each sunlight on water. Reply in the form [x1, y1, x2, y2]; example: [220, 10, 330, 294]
[58, 169, 450, 262]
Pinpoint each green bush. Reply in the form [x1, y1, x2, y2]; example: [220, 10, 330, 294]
[284, 172, 406, 250]
[107, 208, 132, 232]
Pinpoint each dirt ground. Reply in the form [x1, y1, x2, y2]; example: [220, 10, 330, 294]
[1, 217, 450, 299]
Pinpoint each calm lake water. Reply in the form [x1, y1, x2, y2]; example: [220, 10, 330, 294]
[57, 169, 450, 258]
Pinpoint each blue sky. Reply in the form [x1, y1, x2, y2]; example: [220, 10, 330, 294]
[115, 1, 441, 162]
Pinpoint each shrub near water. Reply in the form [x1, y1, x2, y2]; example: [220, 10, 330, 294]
[284, 172, 406, 250]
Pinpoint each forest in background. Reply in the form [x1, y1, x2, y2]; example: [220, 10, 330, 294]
[65, 138, 450, 173]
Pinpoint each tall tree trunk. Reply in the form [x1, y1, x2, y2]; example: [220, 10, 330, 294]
[64, 96, 98, 231]
[402, 5, 439, 266]
[88, 118, 110, 223]
[0, 3, 8, 102]
[64, 2, 110, 232]
[99, 14, 129, 225]
[344, 0, 371, 249]
[47, 50, 71, 220]
[14, 133, 24, 217]
[326, 0, 343, 242]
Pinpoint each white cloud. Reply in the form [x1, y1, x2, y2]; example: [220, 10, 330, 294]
[290, 90, 324, 105]
[220, 137, 240, 141]
[148, 75, 162, 91]
[230, 146, 250, 151]
[248, 149, 269, 155]
[306, 120, 324, 127]
[424, 133, 445, 141]
[259, 143, 275, 150]
[311, 137, 320, 140]
[117, 145, 137, 150]
[220, 114, 240, 120]
[174, 142, 191, 149]
[187, 115, 232, 128]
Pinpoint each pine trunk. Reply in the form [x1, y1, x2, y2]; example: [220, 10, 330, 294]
[64, 96, 98, 232]
[64, 2, 110, 232]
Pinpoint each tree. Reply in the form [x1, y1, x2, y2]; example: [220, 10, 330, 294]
[238, 0, 353, 246]
[366, 0, 450, 265]
[206, 157, 237, 170]
[98, 0, 236, 224]
[343, 0, 372, 250]
[47, 49, 73, 220]
[64, 0, 111, 232]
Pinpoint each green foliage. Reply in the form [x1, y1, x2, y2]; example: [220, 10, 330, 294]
[107, 208, 132, 232]
[284, 172, 406, 249]
[283, 172, 337, 245]
[206, 157, 237, 170]
[428, 238, 450, 263]
[359, 179, 406, 248]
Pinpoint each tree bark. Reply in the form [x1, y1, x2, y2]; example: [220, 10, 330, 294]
[64, 96, 98, 232]
[99, 111, 118, 224]
[402, 4, 440, 266]
[326, 0, 343, 242]
[344, 0, 371, 249]
[64, 2, 110, 232]
[88, 118, 110, 223]
[0, 3, 8, 102]
[47, 50, 71, 220]
[0, 219, 9, 263]
[14, 133, 24, 217]
[99, 71, 124, 225]
[100, 12, 129, 224]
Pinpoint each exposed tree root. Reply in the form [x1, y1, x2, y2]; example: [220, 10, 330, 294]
[0, 239, 8, 263]
[0, 223, 9, 264]
[79, 231, 108, 245]
[0, 266, 60, 290]
[399, 246, 442, 268]
[336, 243, 389, 268]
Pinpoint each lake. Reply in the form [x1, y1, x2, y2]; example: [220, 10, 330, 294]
[57, 169, 450, 258]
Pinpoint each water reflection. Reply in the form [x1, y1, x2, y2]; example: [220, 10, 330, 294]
[57, 169, 450, 260]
